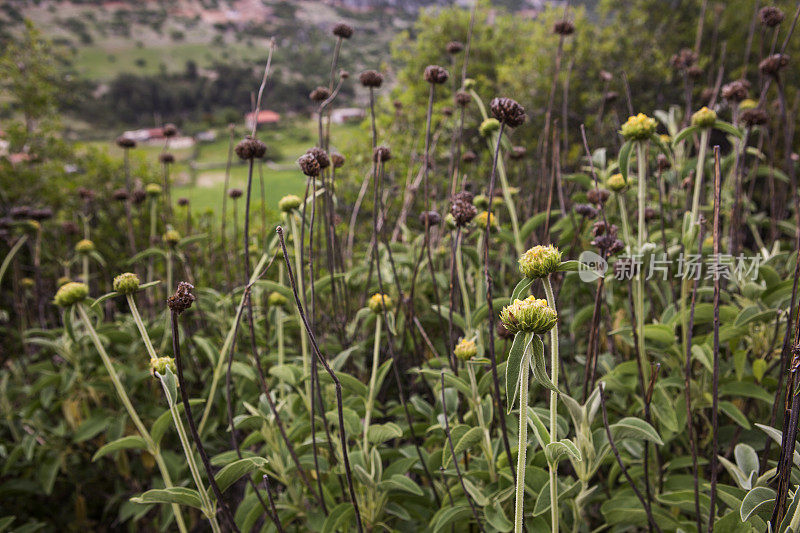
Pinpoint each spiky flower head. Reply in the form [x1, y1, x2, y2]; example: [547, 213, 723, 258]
[57, 276, 71, 287]
[499, 296, 558, 334]
[454, 90, 472, 107]
[162, 123, 178, 137]
[475, 211, 498, 230]
[306, 147, 330, 169]
[116, 136, 136, 149]
[159, 152, 175, 164]
[235, 136, 267, 160]
[279, 195, 302, 213]
[359, 70, 384, 88]
[331, 152, 346, 168]
[446, 41, 464, 54]
[113, 272, 140, 295]
[620, 113, 657, 141]
[297, 153, 321, 177]
[54, 282, 88, 307]
[146, 183, 162, 197]
[721, 80, 749, 103]
[167, 282, 195, 314]
[462, 150, 478, 163]
[586, 188, 611, 205]
[553, 19, 575, 35]
[510, 146, 527, 160]
[479, 118, 501, 137]
[177, 197, 189, 207]
[741, 108, 769, 127]
[519, 244, 562, 279]
[490, 97, 527, 128]
[607, 173, 627, 192]
[310, 86, 331, 102]
[368, 293, 392, 314]
[759, 53, 789, 77]
[228, 188, 243, 199]
[332, 22, 354, 38]
[150, 356, 177, 376]
[454, 338, 478, 361]
[75, 239, 95, 254]
[418, 210, 441, 227]
[423, 65, 450, 84]
[112, 188, 128, 201]
[760, 6, 785, 27]
[574, 203, 598, 219]
[691, 106, 717, 128]
[268, 291, 288, 307]
[163, 229, 180, 246]
[450, 191, 477, 227]
[373, 145, 392, 162]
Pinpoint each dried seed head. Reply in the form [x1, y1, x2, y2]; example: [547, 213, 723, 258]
[235, 136, 267, 160]
[339, 69, 350, 79]
[741, 108, 769, 127]
[163, 123, 178, 137]
[423, 65, 450, 84]
[78, 187, 96, 202]
[553, 19, 575, 35]
[177, 197, 189, 207]
[500, 296, 558, 334]
[167, 281, 195, 314]
[132, 189, 147, 204]
[686, 65, 703, 79]
[159, 152, 175, 164]
[54, 281, 89, 307]
[442, 106, 453, 117]
[450, 191, 477, 227]
[759, 53, 789, 77]
[332, 22, 354, 38]
[446, 41, 464, 54]
[310, 86, 331, 102]
[604, 91, 619, 103]
[454, 90, 472, 107]
[462, 150, 478, 163]
[116, 136, 136, 149]
[373, 145, 392, 163]
[331, 152, 346, 168]
[490, 97, 527, 128]
[418, 210, 441, 227]
[760, 6, 785, 27]
[10, 205, 31, 219]
[600, 70, 613, 82]
[657, 153, 671, 171]
[496, 320, 515, 339]
[113, 272, 140, 294]
[112, 188, 129, 201]
[228, 188, 243, 199]
[519, 245, 562, 279]
[359, 69, 384, 88]
[454, 338, 477, 361]
[721, 79, 749, 102]
[29, 208, 53, 221]
[670, 48, 697, 71]
[574, 203, 598, 218]
[306, 147, 330, 169]
[297, 153, 321, 176]
[509, 146, 527, 160]
[61, 221, 80, 235]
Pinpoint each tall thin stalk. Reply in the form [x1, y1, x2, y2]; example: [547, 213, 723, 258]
[708, 146, 722, 530]
[543, 276, 560, 533]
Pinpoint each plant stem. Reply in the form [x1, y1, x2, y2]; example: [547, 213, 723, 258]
[455, 234, 472, 332]
[289, 214, 311, 405]
[689, 129, 709, 231]
[467, 362, 496, 482]
[363, 316, 382, 455]
[513, 339, 531, 533]
[544, 276, 560, 533]
[635, 140, 648, 402]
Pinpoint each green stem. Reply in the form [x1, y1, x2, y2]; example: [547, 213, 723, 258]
[689, 129, 710, 231]
[468, 363, 496, 482]
[127, 294, 158, 360]
[455, 234, 472, 333]
[363, 316, 382, 455]
[289, 214, 311, 405]
[544, 277, 559, 533]
[513, 340, 531, 533]
[75, 304, 188, 533]
[617, 194, 632, 252]
[635, 141, 648, 387]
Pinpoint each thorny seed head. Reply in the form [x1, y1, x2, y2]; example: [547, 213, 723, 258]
[132, 189, 147, 204]
[553, 19, 575, 35]
[310, 86, 331, 102]
[359, 69, 384, 88]
[116, 136, 136, 149]
[159, 152, 175, 164]
[54, 282, 88, 307]
[112, 188, 129, 201]
[760, 6, 785, 27]
[670, 48, 697, 71]
[519, 244, 562, 279]
[454, 90, 472, 107]
[657, 153, 671, 171]
[442, 106, 453, 117]
[721, 79, 750, 102]
[490, 97, 527, 128]
[167, 281, 195, 314]
[306, 147, 330, 169]
[297, 153, 321, 177]
[228, 188, 243, 199]
[446, 40, 464, 54]
[424, 65, 450, 84]
[586, 188, 611, 205]
[450, 191, 477, 227]
[499, 296, 558, 334]
[759, 54, 789, 77]
[510, 146, 527, 160]
[600, 70, 613, 82]
[373, 145, 392, 162]
[687, 65, 703, 80]
[235, 136, 267, 160]
[741, 108, 769, 127]
[29, 208, 53, 221]
[462, 150, 478, 163]
[332, 22, 354, 39]
[604, 91, 619, 103]
[574, 203, 598, 219]
[113, 272, 140, 295]
[331, 152, 346, 168]
[163, 123, 178, 137]
[418, 210, 441, 227]
[177, 197, 189, 207]
[61, 221, 80, 235]
[78, 187, 96, 202]
[10, 205, 31, 219]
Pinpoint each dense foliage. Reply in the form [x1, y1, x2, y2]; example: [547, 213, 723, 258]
[4, 1, 800, 532]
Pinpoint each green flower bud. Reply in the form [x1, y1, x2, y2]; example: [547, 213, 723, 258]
[27, 220, 40, 231]
[21, 277, 34, 290]
[499, 296, 558, 334]
[739, 98, 758, 110]
[146, 183, 162, 197]
[444, 213, 457, 230]
[57, 276, 71, 287]
[454, 338, 478, 361]
[75, 239, 95, 254]
[463, 78, 476, 90]
[113, 272, 140, 294]
[150, 356, 177, 377]
[368, 293, 392, 314]
[475, 211, 498, 230]
[607, 173, 627, 193]
[54, 281, 89, 307]
[620, 113, 657, 141]
[268, 291, 288, 307]
[519, 244, 562, 279]
[473, 194, 489, 209]
[279, 194, 302, 213]
[479, 118, 501, 137]
[691, 106, 717, 128]
[163, 230, 180, 246]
